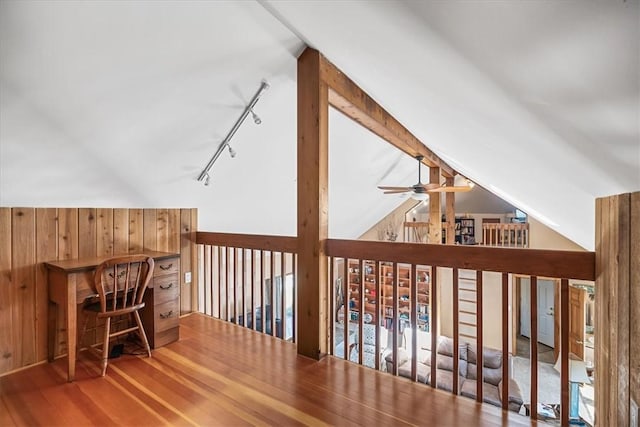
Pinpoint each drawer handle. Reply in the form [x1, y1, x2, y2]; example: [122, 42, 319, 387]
[160, 310, 174, 319]
[159, 283, 174, 290]
[159, 264, 173, 271]
[108, 271, 126, 279]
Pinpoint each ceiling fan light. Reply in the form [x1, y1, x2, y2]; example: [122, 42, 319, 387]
[410, 192, 429, 201]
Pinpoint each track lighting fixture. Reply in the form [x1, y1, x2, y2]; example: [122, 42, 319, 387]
[197, 80, 269, 185]
[251, 110, 262, 125]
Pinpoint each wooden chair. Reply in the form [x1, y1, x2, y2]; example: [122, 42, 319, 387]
[79, 255, 154, 376]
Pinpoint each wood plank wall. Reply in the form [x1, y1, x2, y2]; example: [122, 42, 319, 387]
[0, 207, 197, 376]
[595, 191, 638, 426]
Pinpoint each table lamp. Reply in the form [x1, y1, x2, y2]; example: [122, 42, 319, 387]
[554, 353, 591, 424]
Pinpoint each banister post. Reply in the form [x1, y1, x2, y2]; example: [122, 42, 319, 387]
[594, 191, 638, 426]
[297, 47, 329, 359]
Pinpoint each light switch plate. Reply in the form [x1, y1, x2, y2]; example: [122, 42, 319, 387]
[185, 271, 192, 283]
[631, 398, 639, 427]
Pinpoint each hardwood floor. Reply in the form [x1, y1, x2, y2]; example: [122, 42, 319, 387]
[1, 314, 535, 426]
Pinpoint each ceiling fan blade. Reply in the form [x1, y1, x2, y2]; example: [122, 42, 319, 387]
[428, 185, 473, 193]
[416, 183, 441, 190]
[384, 189, 411, 194]
[378, 186, 413, 191]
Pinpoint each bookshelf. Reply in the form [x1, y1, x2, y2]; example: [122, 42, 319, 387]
[347, 261, 430, 333]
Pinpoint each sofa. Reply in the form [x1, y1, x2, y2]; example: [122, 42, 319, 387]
[385, 333, 523, 412]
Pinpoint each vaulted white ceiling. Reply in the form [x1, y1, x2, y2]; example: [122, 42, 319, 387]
[1, 0, 638, 250]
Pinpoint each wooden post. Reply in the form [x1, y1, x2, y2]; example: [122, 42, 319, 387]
[445, 176, 455, 244]
[428, 167, 441, 244]
[297, 48, 329, 359]
[595, 191, 638, 426]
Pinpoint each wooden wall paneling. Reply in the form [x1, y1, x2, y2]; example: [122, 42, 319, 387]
[96, 208, 114, 257]
[112, 208, 129, 254]
[11, 208, 37, 369]
[156, 209, 169, 253]
[143, 209, 157, 251]
[54, 208, 76, 356]
[57, 208, 78, 261]
[191, 209, 198, 313]
[630, 192, 639, 410]
[1, 206, 197, 375]
[180, 209, 192, 314]
[0, 208, 13, 374]
[167, 209, 181, 254]
[77, 208, 96, 259]
[35, 208, 57, 363]
[128, 209, 144, 253]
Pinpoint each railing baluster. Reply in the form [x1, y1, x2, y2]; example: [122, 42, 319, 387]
[233, 247, 237, 324]
[280, 251, 286, 340]
[476, 270, 484, 403]
[358, 259, 365, 365]
[343, 258, 349, 361]
[410, 263, 418, 382]
[453, 267, 459, 395]
[431, 266, 438, 389]
[560, 278, 570, 426]
[292, 253, 297, 343]
[530, 276, 538, 420]
[374, 260, 380, 370]
[241, 248, 246, 328]
[217, 246, 222, 319]
[391, 261, 398, 376]
[329, 256, 335, 353]
[270, 250, 276, 338]
[260, 250, 265, 334]
[251, 250, 256, 331]
[501, 272, 509, 410]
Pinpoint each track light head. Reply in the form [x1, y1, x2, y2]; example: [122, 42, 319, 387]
[251, 110, 262, 125]
[204, 173, 210, 186]
[228, 145, 237, 158]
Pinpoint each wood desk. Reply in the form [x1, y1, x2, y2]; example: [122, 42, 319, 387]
[45, 251, 180, 382]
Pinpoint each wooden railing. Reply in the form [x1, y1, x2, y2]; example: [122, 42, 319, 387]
[196, 231, 596, 424]
[196, 232, 297, 342]
[481, 222, 529, 248]
[326, 239, 594, 425]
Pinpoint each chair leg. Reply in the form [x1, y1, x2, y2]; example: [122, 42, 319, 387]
[101, 317, 111, 377]
[133, 310, 152, 358]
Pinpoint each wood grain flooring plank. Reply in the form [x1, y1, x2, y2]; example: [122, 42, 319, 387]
[0, 313, 532, 427]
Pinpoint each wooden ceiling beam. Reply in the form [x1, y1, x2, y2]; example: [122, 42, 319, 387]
[319, 56, 455, 178]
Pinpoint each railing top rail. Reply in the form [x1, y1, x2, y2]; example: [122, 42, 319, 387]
[326, 238, 594, 281]
[196, 231, 297, 253]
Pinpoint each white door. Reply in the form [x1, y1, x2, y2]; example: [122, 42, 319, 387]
[537, 280, 555, 348]
[520, 278, 555, 348]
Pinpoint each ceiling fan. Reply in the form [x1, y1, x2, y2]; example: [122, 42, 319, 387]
[377, 155, 474, 200]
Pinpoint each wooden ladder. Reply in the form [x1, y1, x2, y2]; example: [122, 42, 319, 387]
[458, 269, 478, 341]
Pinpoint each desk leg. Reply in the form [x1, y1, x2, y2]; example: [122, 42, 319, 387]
[48, 301, 57, 362]
[67, 278, 77, 382]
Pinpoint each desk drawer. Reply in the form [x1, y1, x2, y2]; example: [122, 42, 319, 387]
[153, 274, 180, 304]
[154, 299, 179, 333]
[154, 258, 179, 277]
